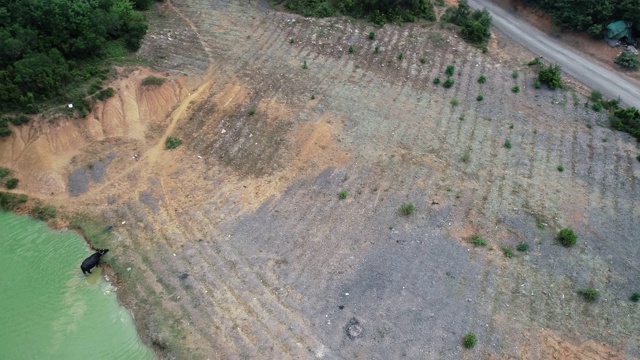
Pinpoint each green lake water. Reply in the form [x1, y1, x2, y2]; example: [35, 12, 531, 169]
[0, 212, 155, 360]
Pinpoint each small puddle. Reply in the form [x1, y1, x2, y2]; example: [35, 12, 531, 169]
[0, 212, 155, 359]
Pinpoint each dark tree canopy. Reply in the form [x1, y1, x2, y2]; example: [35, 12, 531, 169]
[0, 0, 158, 113]
[280, 0, 436, 25]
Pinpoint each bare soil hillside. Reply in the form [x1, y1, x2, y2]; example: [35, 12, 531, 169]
[1, 1, 639, 359]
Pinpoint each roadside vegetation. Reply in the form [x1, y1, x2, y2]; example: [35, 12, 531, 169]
[441, 0, 491, 49]
[615, 50, 640, 70]
[277, 0, 436, 25]
[0, 0, 160, 116]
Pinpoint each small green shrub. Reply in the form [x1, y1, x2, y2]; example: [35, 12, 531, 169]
[512, 70, 519, 79]
[538, 64, 562, 89]
[420, 57, 426, 64]
[476, 95, 483, 101]
[527, 57, 541, 66]
[5, 178, 19, 189]
[472, 235, 486, 246]
[516, 242, 529, 252]
[369, 32, 376, 40]
[533, 80, 541, 89]
[557, 165, 564, 172]
[590, 90, 602, 102]
[512, 85, 520, 93]
[591, 102, 602, 112]
[0, 167, 10, 178]
[443, 77, 455, 88]
[478, 74, 487, 84]
[290, 38, 295, 44]
[374, 45, 380, 53]
[637, 154, 640, 162]
[450, 98, 459, 106]
[578, 287, 600, 302]
[631, 292, 640, 302]
[397, 52, 404, 60]
[311, 94, 315, 100]
[141, 76, 166, 86]
[615, 50, 639, 70]
[93, 87, 115, 101]
[0, 192, 28, 210]
[536, 218, 547, 229]
[461, 150, 470, 163]
[433, 77, 441, 85]
[509, 123, 514, 129]
[303, 60, 308, 69]
[445, 65, 455, 77]
[339, 191, 348, 199]
[462, 333, 477, 349]
[33, 203, 57, 221]
[400, 202, 415, 216]
[502, 246, 514, 258]
[348, 45, 354, 54]
[504, 139, 512, 149]
[248, 108, 257, 116]
[165, 136, 182, 150]
[557, 228, 577, 247]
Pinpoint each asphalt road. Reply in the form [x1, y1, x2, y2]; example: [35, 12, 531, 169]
[468, 0, 640, 109]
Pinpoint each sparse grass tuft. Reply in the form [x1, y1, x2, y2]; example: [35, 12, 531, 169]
[348, 45, 354, 54]
[303, 60, 308, 69]
[450, 98, 459, 106]
[397, 52, 404, 60]
[33, 203, 57, 221]
[527, 57, 541, 66]
[445, 65, 455, 77]
[369, 32, 376, 40]
[536, 218, 547, 229]
[433, 77, 441, 85]
[533, 80, 541, 89]
[311, 94, 315, 100]
[512, 85, 520, 93]
[509, 123, 514, 129]
[165, 137, 182, 150]
[516, 242, 529, 252]
[504, 139, 512, 149]
[578, 288, 600, 302]
[631, 292, 640, 302]
[476, 95, 483, 101]
[512, 70, 519, 79]
[472, 235, 486, 246]
[478, 74, 487, 84]
[463, 333, 477, 349]
[248, 108, 257, 116]
[557, 228, 577, 247]
[400, 202, 415, 216]
[339, 191, 348, 199]
[443, 77, 455, 88]
[557, 165, 564, 172]
[461, 150, 471, 163]
[374, 45, 380, 53]
[420, 57, 426, 64]
[502, 246, 514, 258]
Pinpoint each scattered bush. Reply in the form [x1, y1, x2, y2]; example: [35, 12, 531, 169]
[248, 108, 257, 116]
[527, 57, 541, 66]
[533, 80, 541, 89]
[591, 102, 602, 112]
[445, 65, 455, 77]
[509, 123, 514, 129]
[0, 168, 10, 178]
[443, 77, 455, 88]
[420, 57, 427, 64]
[141, 76, 166, 86]
[557, 165, 564, 172]
[615, 50, 639, 70]
[400, 202, 415, 216]
[472, 235, 486, 246]
[349, 45, 355, 54]
[93, 87, 115, 101]
[557, 228, 577, 247]
[512, 70, 519, 79]
[590, 90, 602, 102]
[165, 136, 182, 150]
[461, 149, 471, 163]
[609, 107, 640, 140]
[433, 77, 441, 85]
[463, 332, 477, 349]
[290, 38, 295, 44]
[578, 287, 600, 302]
[450, 98, 459, 106]
[504, 139, 512, 149]
[516, 242, 529, 252]
[369, 32, 376, 40]
[476, 95, 484, 101]
[33, 203, 57, 221]
[502, 246, 514, 258]
[0, 192, 28, 211]
[631, 292, 640, 302]
[339, 191, 348, 199]
[478, 74, 487, 83]
[375, 45, 380, 53]
[538, 64, 563, 89]
[442, 1, 492, 46]
[5, 178, 19, 189]
[303, 60, 308, 69]
[512, 86, 520, 93]
[398, 52, 404, 60]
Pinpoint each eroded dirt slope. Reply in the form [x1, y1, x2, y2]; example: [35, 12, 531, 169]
[1, 1, 639, 359]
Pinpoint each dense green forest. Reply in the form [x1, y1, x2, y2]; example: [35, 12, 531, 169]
[526, 0, 640, 36]
[0, 0, 160, 115]
[277, 0, 436, 25]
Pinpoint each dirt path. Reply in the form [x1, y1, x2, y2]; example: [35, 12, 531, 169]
[469, 0, 640, 107]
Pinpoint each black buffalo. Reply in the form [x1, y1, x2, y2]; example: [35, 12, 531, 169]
[80, 249, 109, 275]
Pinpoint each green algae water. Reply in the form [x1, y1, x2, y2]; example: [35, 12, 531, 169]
[0, 212, 155, 360]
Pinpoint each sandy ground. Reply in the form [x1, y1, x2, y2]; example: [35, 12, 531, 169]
[1, 1, 639, 359]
